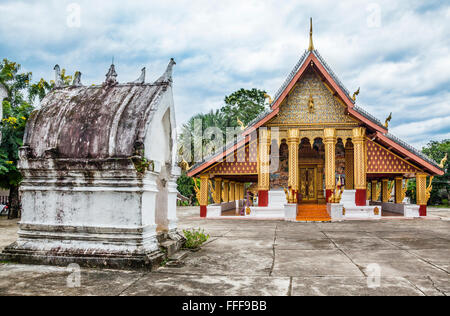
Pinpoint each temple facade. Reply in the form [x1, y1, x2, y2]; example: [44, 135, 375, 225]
[188, 21, 444, 221]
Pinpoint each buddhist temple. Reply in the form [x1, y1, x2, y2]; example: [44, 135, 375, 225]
[188, 19, 444, 221]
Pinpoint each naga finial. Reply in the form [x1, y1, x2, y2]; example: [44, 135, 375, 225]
[237, 118, 247, 131]
[156, 58, 176, 83]
[352, 87, 360, 101]
[439, 153, 448, 169]
[308, 17, 314, 51]
[129, 67, 146, 84]
[264, 93, 273, 105]
[425, 176, 434, 203]
[384, 112, 392, 128]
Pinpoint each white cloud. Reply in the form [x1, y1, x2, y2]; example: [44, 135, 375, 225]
[0, 0, 449, 150]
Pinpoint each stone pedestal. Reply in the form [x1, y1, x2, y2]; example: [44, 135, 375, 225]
[1, 160, 166, 270]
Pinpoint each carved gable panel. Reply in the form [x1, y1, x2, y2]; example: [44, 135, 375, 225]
[269, 69, 356, 125]
[367, 139, 420, 174]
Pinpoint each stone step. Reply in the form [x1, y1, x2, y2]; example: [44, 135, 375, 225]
[160, 240, 180, 257]
[168, 250, 189, 261]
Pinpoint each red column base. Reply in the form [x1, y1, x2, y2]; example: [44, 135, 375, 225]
[419, 205, 427, 217]
[325, 189, 332, 203]
[200, 205, 207, 218]
[355, 189, 366, 206]
[258, 190, 269, 207]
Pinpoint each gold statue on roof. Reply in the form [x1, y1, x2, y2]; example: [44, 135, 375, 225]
[384, 112, 392, 128]
[352, 87, 360, 101]
[439, 153, 448, 169]
[237, 118, 247, 131]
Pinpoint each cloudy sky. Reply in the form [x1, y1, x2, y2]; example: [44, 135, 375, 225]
[1, 0, 449, 149]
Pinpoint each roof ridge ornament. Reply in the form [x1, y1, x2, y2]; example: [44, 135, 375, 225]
[384, 112, 392, 128]
[308, 17, 314, 51]
[54, 65, 64, 88]
[156, 58, 176, 83]
[72, 71, 82, 86]
[105, 63, 118, 86]
[352, 87, 360, 101]
[129, 67, 146, 84]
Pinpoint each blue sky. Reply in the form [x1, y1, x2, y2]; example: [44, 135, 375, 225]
[1, 0, 449, 149]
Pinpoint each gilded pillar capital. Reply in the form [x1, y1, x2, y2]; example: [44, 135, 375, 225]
[259, 128, 271, 144]
[288, 128, 300, 143]
[352, 127, 366, 142]
[323, 128, 337, 143]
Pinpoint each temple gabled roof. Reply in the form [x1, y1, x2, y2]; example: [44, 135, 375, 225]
[188, 46, 444, 177]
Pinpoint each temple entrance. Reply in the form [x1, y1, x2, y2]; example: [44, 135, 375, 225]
[300, 167, 317, 202]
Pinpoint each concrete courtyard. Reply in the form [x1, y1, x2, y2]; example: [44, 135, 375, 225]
[0, 207, 449, 296]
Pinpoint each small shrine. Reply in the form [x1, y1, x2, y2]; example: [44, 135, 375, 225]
[1, 59, 184, 269]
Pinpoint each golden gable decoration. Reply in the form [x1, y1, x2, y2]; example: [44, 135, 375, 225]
[269, 69, 357, 125]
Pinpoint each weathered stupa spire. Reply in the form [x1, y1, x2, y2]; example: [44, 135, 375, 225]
[308, 17, 314, 51]
[105, 61, 118, 86]
[54, 64, 64, 88]
[156, 58, 176, 83]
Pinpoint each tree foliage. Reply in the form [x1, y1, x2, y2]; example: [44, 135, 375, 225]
[0, 58, 75, 218]
[177, 88, 267, 205]
[221, 88, 267, 127]
[422, 139, 450, 205]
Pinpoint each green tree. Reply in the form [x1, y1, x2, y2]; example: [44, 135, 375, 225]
[0, 59, 71, 218]
[422, 139, 450, 205]
[176, 173, 197, 205]
[177, 88, 267, 205]
[221, 88, 267, 127]
[0, 59, 35, 218]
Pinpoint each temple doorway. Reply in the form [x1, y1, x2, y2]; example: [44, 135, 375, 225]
[299, 167, 317, 202]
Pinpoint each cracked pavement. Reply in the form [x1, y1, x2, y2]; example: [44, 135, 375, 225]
[0, 207, 448, 296]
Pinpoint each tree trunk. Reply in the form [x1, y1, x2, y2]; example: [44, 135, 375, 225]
[7, 185, 20, 219]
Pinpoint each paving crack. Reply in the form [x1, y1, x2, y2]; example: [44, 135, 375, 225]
[376, 236, 449, 275]
[321, 231, 367, 277]
[117, 272, 147, 296]
[287, 276, 293, 296]
[269, 224, 278, 277]
[426, 276, 447, 296]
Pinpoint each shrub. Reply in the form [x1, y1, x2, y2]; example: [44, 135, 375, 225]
[442, 199, 449, 206]
[183, 228, 210, 249]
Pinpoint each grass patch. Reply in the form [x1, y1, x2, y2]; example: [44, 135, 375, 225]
[182, 228, 210, 250]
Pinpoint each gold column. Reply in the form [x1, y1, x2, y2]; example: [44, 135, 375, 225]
[382, 179, 389, 202]
[258, 129, 271, 191]
[395, 177, 404, 204]
[234, 182, 239, 201]
[239, 183, 245, 200]
[323, 128, 337, 199]
[352, 127, 366, 190]
[416, 173, 428, 206]
[317, 164, 325, 203]
[345, 142, 354, 189]
[371, 180, 378, 201]
[222, 180, 229, 203]
[199, 174, 209, 206]
[230, 181, 236, 201]
[214, 178, 222, 204]
[288, 128, 300, 203]
[353, 127, 367, 206]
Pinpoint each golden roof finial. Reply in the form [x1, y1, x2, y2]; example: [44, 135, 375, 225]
[308, 17, 314, 51]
